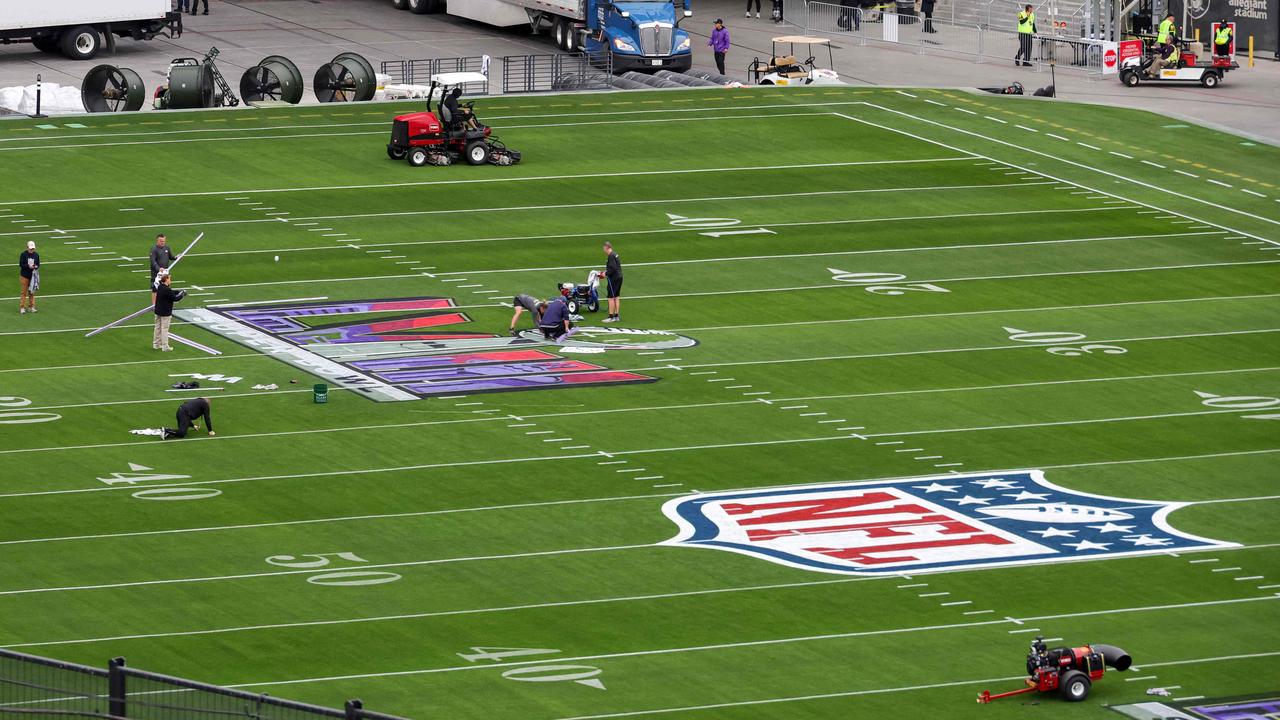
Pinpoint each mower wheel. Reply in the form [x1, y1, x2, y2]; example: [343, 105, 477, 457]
[1058, 670, 1090, 702]
[407, 148, 430, 167]
[465, 141, 491, 165]
[387, 145, 408, 160]
[588, 300, 599, 312]
[567, 300, 580, 314]
[1201, 72, 1220, 88]
[1121, 69, 1140, 87]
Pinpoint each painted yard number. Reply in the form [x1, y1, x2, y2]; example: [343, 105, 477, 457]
[96, 462, 217, 501]
[0, 396, 60, 425]
[666, 214, 775, 238]
[265, 552, 402, 586]
[828, 269, 950, 295]
[1003, 327, 1126, 356]
[1195, 391, 1280, 421]
[457, 647, 606, 690]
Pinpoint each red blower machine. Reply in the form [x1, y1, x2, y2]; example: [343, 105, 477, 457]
[978, 636, 1132, 703]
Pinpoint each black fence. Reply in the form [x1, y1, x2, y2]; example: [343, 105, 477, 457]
[0, 650, 409, 720]
[501, 51, 614, 94]
[379, 55, 491, 95]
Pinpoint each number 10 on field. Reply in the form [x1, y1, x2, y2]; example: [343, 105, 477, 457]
[457, 647, 606, 690]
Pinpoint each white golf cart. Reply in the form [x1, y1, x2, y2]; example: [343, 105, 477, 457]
[748, 36, 842, 86]
[1119, 40, 1237, 88]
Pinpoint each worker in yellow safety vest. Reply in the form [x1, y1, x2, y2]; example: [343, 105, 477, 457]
[1015, 4, 1036, 67]
[1149, 13, 1177, 76]
[1214, 19, 1233, 57]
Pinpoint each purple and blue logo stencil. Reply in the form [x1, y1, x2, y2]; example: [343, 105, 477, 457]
[661, 471, 1234, 575]
[176, 297, 696, 401]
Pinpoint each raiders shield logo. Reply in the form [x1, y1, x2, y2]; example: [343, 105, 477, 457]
[661, 471, 1234, 575]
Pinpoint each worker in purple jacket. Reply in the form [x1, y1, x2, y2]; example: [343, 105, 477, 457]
[709, 19, 730, 75]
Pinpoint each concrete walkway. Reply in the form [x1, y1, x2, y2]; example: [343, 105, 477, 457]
[685, 0, 1280, 144]
[1, 0, 1277, 144]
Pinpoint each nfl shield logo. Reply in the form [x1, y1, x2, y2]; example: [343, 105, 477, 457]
[661, 471, 1235, 575]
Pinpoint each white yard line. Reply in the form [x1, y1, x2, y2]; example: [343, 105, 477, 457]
[842, 105, 1280, 240]
[226, 604, 1280, 692]
[550, 649, 1280, 720]
[0, 155, 970, 207]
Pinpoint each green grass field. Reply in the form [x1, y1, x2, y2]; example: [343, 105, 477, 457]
[1, 86, 1278, 720]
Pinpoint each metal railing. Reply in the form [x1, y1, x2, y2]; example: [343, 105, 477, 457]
[804, 0, 1104, 71]
[0, 650, 409, 720]
[379, 55, 491, 95]
[501, 51, 614, 93]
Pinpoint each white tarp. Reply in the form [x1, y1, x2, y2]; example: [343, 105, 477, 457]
[0, 84, 85, 115]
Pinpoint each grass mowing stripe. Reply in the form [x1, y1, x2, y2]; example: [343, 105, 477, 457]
[15, 252, 1265, 304]
[226, 597, 1280, 690]
[4, 290, 1271, 340]
[842, 106, 1280, 239]
[438, 229, 1225, 276]
[0, 180, 1059, 240]
[0, 157, 971, 207]
[551, 649, 1280, 720]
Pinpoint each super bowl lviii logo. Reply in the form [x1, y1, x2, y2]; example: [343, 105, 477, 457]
[177, 297, 696, 401]
[662, 471, 1233, 575]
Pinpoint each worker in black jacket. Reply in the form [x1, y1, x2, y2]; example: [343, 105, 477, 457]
[150, 234, 175, 304]
[153, 272, 185, 351]
[163, 397, 215, 440]
[601, 241, 623, 323]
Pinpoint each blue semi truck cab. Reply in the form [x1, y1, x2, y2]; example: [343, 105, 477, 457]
[582, 0, 693, 72]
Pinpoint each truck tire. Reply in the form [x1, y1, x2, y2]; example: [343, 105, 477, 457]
[393, 0, 409, 7]
[552, 18, 566, 49]
[32, 36, 61, 54]
[1058, 670, 1090, 702]
[407, 0, 438, 12]
[60, 26, 101, 61]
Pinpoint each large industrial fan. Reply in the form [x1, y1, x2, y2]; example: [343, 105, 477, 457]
[313, 52, 376, 102]
[239, 55, 304, 104]
[81, 64, 146, 112]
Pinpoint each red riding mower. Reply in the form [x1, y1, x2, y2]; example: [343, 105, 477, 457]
[386, 72, 521, 167]
[977, 636, 1132, 704]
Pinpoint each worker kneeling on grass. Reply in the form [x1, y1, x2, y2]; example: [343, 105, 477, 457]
[537, 297, 577, 342]
[163, 397, 215, 440]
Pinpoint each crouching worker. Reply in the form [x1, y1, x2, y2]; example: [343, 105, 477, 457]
[510, 293, 543, 336]
[537, 298, 577, 341]
[163, 397, 215, 440]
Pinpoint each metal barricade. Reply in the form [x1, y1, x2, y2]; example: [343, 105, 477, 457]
[501, 52, 614, 93]
[0, 649, 409, 720]
[379, 56, 491, 95]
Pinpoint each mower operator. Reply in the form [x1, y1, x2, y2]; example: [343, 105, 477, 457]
[163, 396, 215, 440]
[537, 297, 576, 341]
[510, 293, 543, 335]
[444, 88, 479, 130]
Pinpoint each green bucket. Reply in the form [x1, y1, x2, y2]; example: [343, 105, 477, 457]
[313, 383, 328, 404]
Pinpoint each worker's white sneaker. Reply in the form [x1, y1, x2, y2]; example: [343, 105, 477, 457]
[18, 308, 25, 314]
[30, 307, 36, 313]
[161, 346, 174, 352]
[745, 11, 750, 16]
[755, 11, 761, 17]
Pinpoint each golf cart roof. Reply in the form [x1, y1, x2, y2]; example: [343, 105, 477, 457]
[772, 35, 833, 45]
[430, 71, 489, 85]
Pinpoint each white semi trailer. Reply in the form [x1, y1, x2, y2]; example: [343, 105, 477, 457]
[0, 0, 183, 61]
